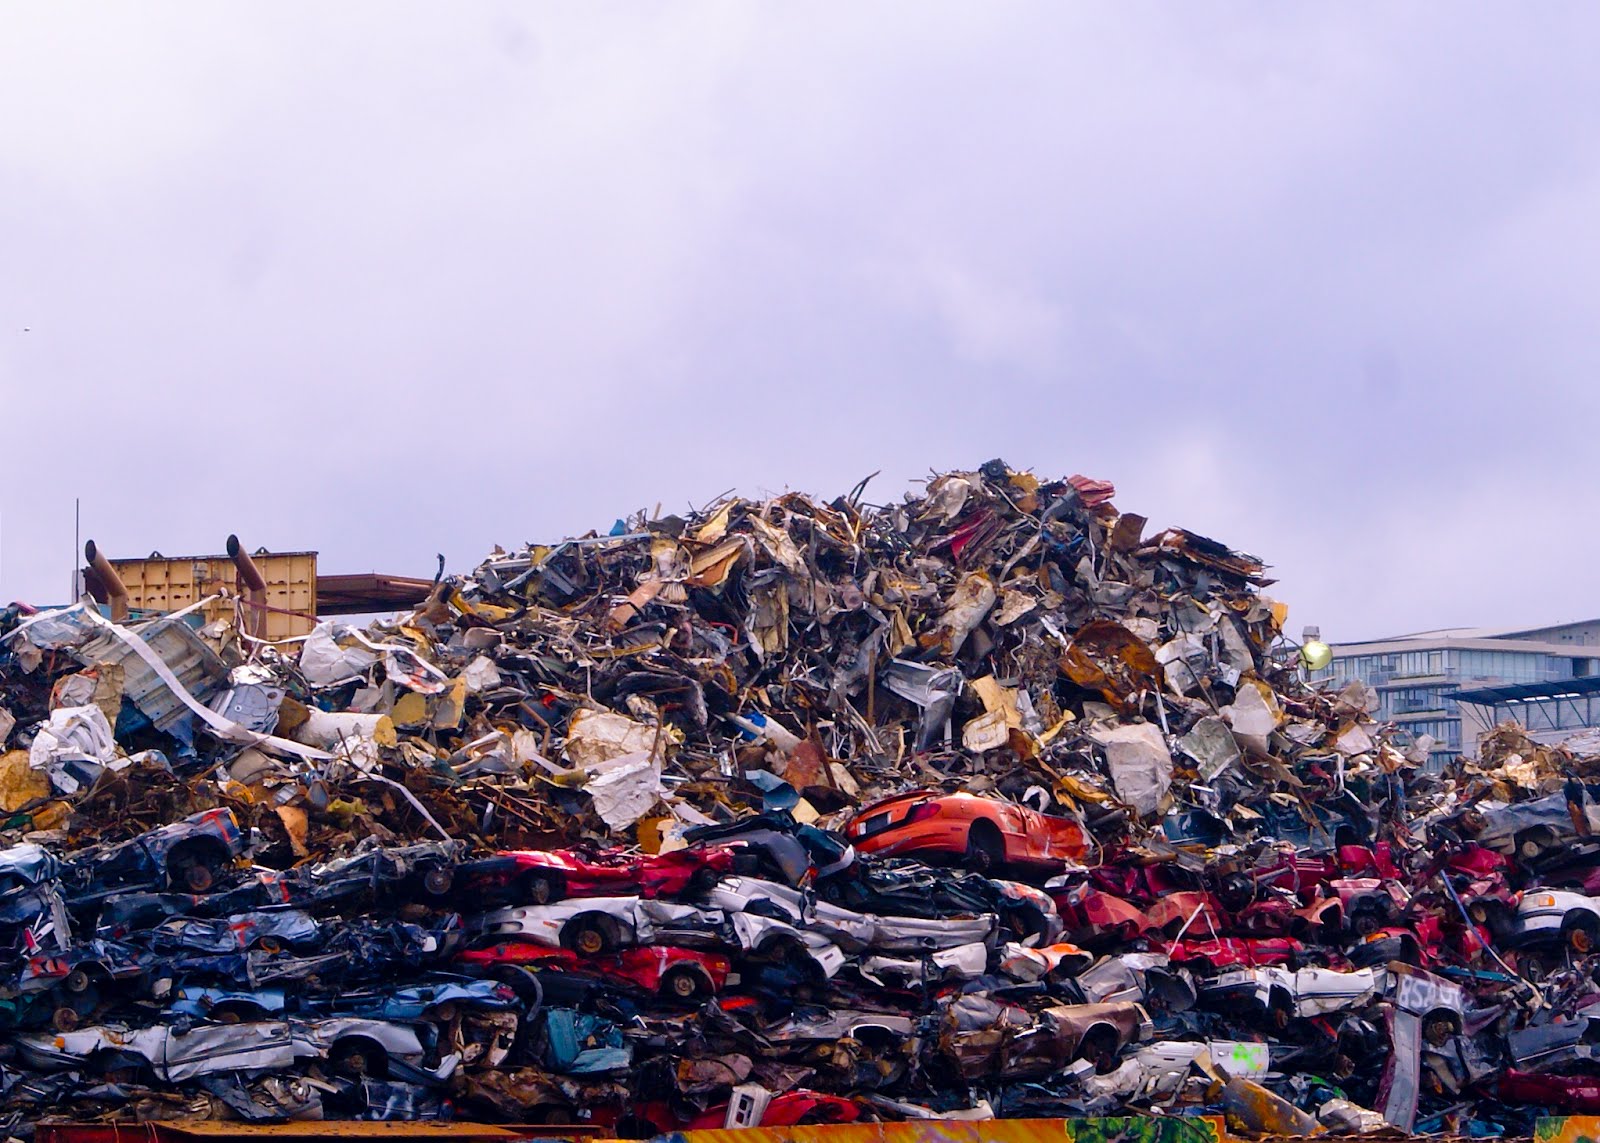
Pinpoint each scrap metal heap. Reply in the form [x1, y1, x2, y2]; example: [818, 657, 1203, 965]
[0, 461, 1597, 1136]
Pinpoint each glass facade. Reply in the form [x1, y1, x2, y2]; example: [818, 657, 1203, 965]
[1314, 648, 1569, 687]
[1310, 643, 1600, 770]
[1380, 686, 1456, 716]
[1398, 718, 1461, 749]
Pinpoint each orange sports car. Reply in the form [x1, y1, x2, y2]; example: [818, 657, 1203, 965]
[844, 791, 1089, 873]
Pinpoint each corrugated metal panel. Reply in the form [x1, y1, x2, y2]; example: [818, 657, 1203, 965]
[110, 553, 318, 640]
[73, 617, 229, 732]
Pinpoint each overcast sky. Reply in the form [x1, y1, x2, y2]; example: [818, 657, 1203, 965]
[2, 3, 1596, 642]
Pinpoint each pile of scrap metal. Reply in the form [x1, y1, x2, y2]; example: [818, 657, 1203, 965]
[0, 461, 1595, 1137]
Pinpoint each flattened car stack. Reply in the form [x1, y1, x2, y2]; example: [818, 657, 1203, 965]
[0, 461, 1596, 1136]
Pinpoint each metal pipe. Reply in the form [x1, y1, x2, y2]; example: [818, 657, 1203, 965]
[83, 540, 129, 621]
[226, 534, 268, 637]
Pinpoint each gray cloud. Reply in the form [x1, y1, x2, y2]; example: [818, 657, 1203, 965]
[3, 2, 1596, 641]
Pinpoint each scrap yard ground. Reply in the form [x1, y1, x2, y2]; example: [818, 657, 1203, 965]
[1, 462, 1597, 1137]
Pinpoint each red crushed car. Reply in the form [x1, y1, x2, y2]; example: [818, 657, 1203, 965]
[1086, 861, 1197, 906]
[843, 791, 1088, 873]
[458, 942, 731, 1001]
[1161, 936, 1305, 971]
[1050, 880, 1154, 948]
[1144, 891, 1228, 938]
[457, 845, 736, 906]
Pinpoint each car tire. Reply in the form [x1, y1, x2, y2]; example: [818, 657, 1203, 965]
[964, 824, 1004, 875]
[1519, 829, 1557, 861]
[562, 916, 615, 956]
[1423, 1015, 1457, 1047]
[51, 1006, 80, 1032]
[523, 871, 565, 907]
[1565, 914, 1600, 954]
[1267, 989, 1294, 1032]
[422, 866, 454, 898]
[168, 843, 224, 894]
[660, 966, 709, 1002]
[328, 1036, 390, 1080]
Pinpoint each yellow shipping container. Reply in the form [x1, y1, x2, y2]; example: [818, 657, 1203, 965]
[109, 551, 318, 640]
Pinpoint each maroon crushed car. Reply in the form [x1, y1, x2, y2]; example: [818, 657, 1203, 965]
[1499, 1069, 1600, 1112]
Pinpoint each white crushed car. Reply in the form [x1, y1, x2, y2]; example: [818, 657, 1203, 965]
[1511, 889, 1600, 951]
[858, 941, 990, 987]
[1198, 966, 1377, 1025]
[14, 1018, 446, 1084]
[474, 897, 847, 978]
[704, 876, 996, 952]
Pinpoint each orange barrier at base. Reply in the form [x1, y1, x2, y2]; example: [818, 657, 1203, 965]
[660, 1115, 1227, 1143]
[1539, 1118, 1600, 1143]
[36, 1116, 1233, 1143]
[35, 1124, 604, 1143]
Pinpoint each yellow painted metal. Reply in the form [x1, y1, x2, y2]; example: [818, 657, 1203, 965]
[110, 551, 318, 640]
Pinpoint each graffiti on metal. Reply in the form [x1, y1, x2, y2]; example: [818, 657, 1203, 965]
[1537, 1117, 1600, 1143]
[1063, 1116, 1221, 1143]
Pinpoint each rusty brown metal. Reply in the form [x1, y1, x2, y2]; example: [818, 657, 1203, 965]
[83, 540, 129, 621]
[226, 534, 269, 637]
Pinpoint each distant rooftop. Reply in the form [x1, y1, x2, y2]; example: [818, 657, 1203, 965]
[1336, 618, 1600, 649]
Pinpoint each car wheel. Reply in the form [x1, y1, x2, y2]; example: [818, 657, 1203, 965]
[64, 970, 93, 995]
[52, 1006, 80, 1032]
[185, 862, 218, 893]
[1567, 914, 1600, 954]
[1423, 1015, 1457, 1047]
[563, 916, 614, 956]
[1267, 990, 1293, 1032]
[1519, 829, 1557, 861]
[422, 866, 454, 897]
[964, 823, 1004, 875]
[1350, 907, 1381, 937]
[328, 1037, 389, 1080]
[660, 966, 708, 1002]
[523, 871, 564, 906]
